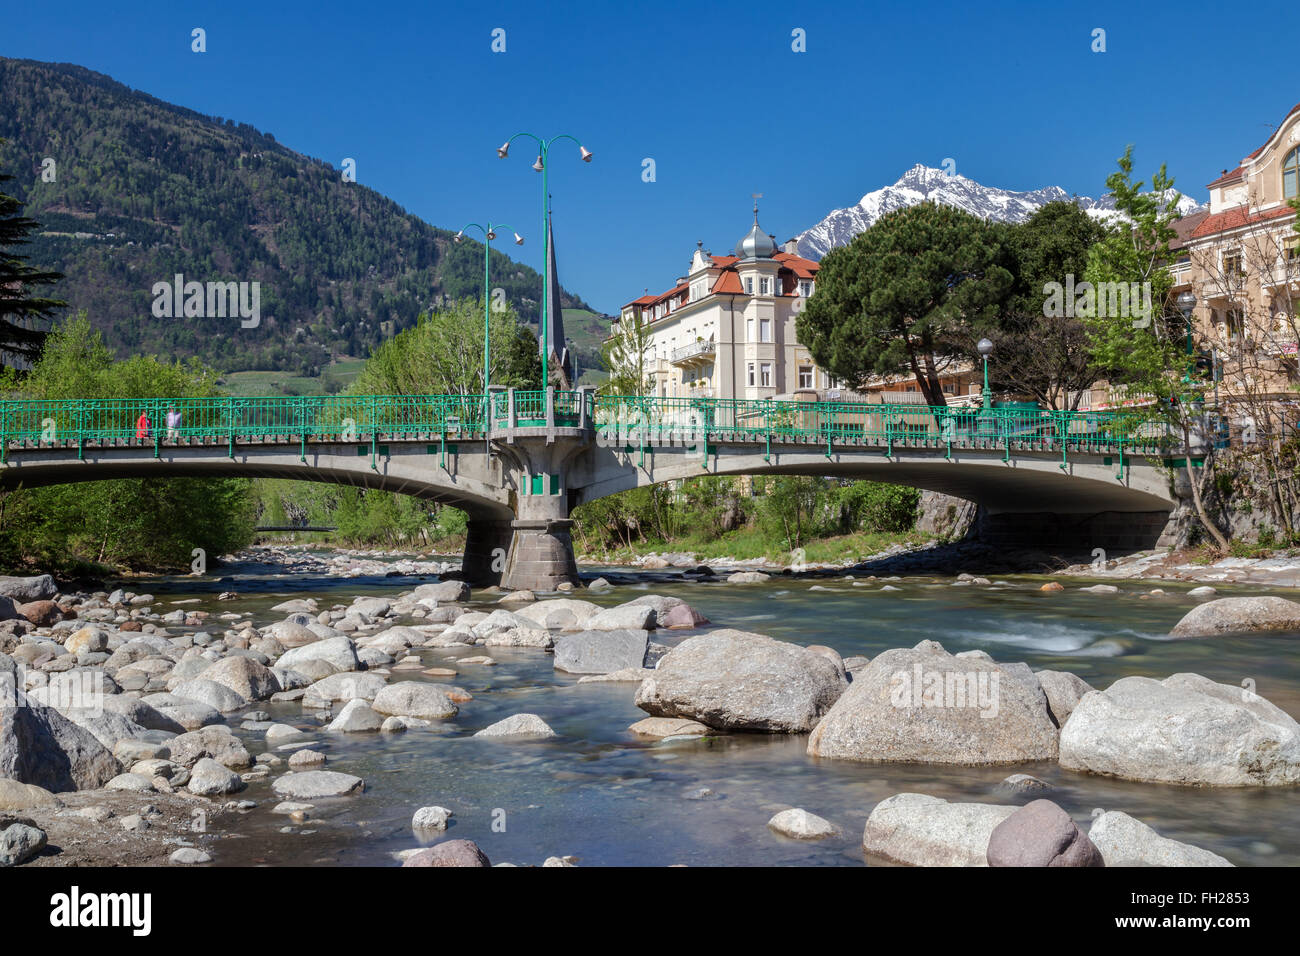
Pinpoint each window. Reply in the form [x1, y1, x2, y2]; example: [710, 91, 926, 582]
[746, 318, 754, 342]
[1286, 147, 1300, 200]
[747, 363, 755, 386]
[760, 277, 771, 296]
[760, 363, 772, 387]
[744, 276, 754, 295]
[799, 280, 812, 297]
[1224, 249, 1243, 276]
[798, 365, 813, 389]
[760, 317, 772, 342]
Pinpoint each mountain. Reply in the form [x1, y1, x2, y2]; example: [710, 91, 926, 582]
[0, 57, 600, 380]
[794, 163, 1204, 260]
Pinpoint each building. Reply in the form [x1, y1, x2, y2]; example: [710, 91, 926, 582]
[1172, 104, 1300, 406]
[615, 204, 825, 401]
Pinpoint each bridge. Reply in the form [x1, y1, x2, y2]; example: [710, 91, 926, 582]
[0, 389, 1180, 589]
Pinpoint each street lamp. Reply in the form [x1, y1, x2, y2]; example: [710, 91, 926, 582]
[498, 132, 592, 387]
[454, 222, 524, 393]
[977, 338, 994, 411]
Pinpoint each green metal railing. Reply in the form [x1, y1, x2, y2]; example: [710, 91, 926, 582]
[0, 391, 1165, 462]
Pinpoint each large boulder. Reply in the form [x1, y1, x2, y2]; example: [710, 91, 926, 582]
[584, 603, 656, 631]
[1035, 670, 1095, 727]
[277, 636, 359, 673]
[0, 575, 57, 603]
[326, 699, 384, 732]
[267, 620, 319, 649]
[202, 656, 281, 701]
[514, 599, 602, 630]
[0, 705, 121, 792]
[862, 793, 1015, 867]
[986, 799, 1104, 867]
[634, 629, 847, 733]
[302, 671, 387, 705]
[473, 713, 557, 739]
[272, 770, 365, 799]
[168, 727, 252, 770]
[411, 581, 471, 605]
[139, 693, 224, 731]
[98, 695, 186, 734]
[1169, 596, 1300, 637]
[371, 682, 458, 720]
[187, 757, 245, 796]
[807, 641, 1058, 764]
[18, 601, 63, 627]
[402, 839, 490, 867]
[553, 629, 650, 675]
[1088, 810, 1234, 866]
[1059, 673, 1300, 786]
[171, 678, 247, 714]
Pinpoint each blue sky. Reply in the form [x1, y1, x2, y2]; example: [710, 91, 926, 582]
[5, 0, 1300, 315]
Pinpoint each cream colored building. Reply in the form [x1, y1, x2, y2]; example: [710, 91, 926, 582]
[616, 209, 825, 401]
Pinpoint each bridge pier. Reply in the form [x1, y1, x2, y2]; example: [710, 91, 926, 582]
[461, 519, 514, 586]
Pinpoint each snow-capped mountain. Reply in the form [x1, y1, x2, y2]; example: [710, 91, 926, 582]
[793, 164, 1204, 260]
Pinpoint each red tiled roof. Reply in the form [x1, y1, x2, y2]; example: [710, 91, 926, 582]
[624, 247, 818, 310]
[712, 272, 743, 294]
[1189, 202, 1294, 239]
[773, 251, 820, 278]
[1207, 166, 1244, 188]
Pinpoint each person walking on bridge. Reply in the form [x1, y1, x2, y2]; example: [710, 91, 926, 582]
[166, 406, 181, 441]
[135, 410, 151, 441]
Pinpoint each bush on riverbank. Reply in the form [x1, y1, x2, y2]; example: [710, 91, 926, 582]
[0, 317, 256, 573]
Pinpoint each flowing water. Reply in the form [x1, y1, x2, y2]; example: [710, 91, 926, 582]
[131, 555, 1300, 866]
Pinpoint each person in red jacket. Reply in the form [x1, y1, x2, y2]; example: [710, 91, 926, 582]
[136, 411, 151, 440]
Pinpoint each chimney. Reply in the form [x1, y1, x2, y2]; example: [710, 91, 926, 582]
[784, 238, 798, 254]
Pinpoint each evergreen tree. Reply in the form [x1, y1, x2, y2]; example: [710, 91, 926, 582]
[0, 142, 64, 364]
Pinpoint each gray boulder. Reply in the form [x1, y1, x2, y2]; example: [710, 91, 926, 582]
[514, 598, 602, 630]
[584, 603, 656, 631]
[272, 770, 365, 799]
[187, 757, 245, 796]
[168, 727, 252, 770]
[302, 671, 387, 705]
[862, 793, 1015, 866]
[0, 704, 121, 792]
[634, 629, 846, 733]
[807, 641, 1058, 764]
[1088, 810, 1234, 866]
[553, 629, 650, 675]
[1059, 673, 1300, 786]
[201, 656, 281, 701]
[411, 581, 471, 604]
[371, 682, 458, 720]
[326, 699, 384, 732]
[1034, 669, 1095, 727]
[0, 822, 47, 866]
[277, 636, 359, 673]
[402, 838, 489, 867]
[0, 575, 57, 603]
[171, 678, 247, 713]
[1170, 596, 1300, 637]
[473, 713, 557, 739]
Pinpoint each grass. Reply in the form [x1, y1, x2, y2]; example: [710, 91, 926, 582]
[222, 358, 366, 396]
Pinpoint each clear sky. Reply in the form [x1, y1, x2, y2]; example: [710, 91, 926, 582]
[5, 0, 1300, 315]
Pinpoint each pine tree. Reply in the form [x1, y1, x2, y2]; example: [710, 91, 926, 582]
[0, 145, 64, 364]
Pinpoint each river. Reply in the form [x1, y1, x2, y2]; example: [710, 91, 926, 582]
[124, 553, 1300, 866]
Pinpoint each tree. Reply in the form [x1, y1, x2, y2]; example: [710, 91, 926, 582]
[972, 203, 1106, 409]
[1083, 147, 1230, 549]
[0, 142, 64, 365]
[599, 309, 651, 396]
[796, 203, 1012, 406]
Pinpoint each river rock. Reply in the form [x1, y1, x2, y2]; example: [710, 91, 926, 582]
[515, 598, 602, 630]
[201, 656, 281, 702]
[658, 603, 710, 629]
[627, 717, 712, 738]
[65, 626, 109, 656]
[277, 636, 360, 674]
[18, 600, 63, 627]
[0, 822, 47, 866]
[267, 620, 319, 649]
[726, 571, 769, 584]
[473, 713, 557, 739]
[1088, 810, 1234, 866]
[1035, 669, 1095, 727]
[170, 848, 212, 865]
[636, 629, 846, 733]
[553, 628, 650, 675]
[411, 581, 471, 605]
[585, 604, 656, 631]
[302, 671, 387, 705]
[861, 793, 1015, 866]
[0, 574, 57, 603]
[327, 698, 384, 732]
[412, 805, 453, 832]
[0, 779, 60, 810]
[985, 799, 1103, 867]
[168, 727, 252, 770]
[1059, 673, 1300, 786]
[1169, 596, 1300, 637]
[187, 757, 246, 796]
[171, 678, 247, 714]
[0, 704, 121, 792]
[140, 694, 224, 731]
[272, 770, 365, 799]
[371, 682, 457, 719]
[806, 641, 1058, 764]
[768, 808, 838, 839]
[402, 838, 489, 867]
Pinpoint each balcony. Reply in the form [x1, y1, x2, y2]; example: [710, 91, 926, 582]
[670, 338, 716, 368]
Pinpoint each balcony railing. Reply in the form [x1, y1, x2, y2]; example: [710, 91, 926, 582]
[669, 339, 716, 365]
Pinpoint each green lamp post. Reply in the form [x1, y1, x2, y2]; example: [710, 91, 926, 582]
[496, 132, 592, 387]
[454, 222, 524, 393]
[977, 337, 994, 410]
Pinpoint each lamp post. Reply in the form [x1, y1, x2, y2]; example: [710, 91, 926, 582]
[497, 132, 592, 387]
[977, 338, 994, 410]
[454, 223, 524, 393]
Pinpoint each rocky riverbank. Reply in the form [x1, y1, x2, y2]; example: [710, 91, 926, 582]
[3, 559, 1299, 867]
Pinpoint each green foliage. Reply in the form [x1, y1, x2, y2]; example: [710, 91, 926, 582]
[0, 57, 596, 380]
[349, 300, 540, 395]
[797, 202, 1012, 406]
[599, 311, 651, 396]
[0, 316, 254, 571]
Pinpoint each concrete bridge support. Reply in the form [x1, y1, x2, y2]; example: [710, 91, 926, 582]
[461, 519, 514, 586]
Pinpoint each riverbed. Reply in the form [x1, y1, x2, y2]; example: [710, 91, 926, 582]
[125, 553, 1300, 866]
